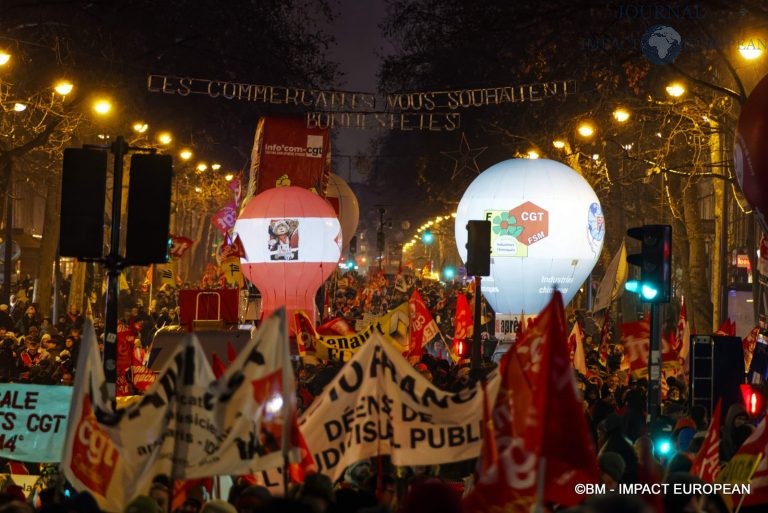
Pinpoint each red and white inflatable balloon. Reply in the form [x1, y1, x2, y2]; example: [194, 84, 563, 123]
[735, 73, 768, 234]
[234, 186, 341, 333]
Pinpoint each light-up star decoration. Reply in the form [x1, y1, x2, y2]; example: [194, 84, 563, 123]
[442, 132, 487, 180]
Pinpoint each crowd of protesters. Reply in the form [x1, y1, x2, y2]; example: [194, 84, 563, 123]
[0, 268, 765, 512]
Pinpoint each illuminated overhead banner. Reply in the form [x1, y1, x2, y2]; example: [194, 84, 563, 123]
[248, 116, 331, 198]
[299, 333, 499, 482]
[0, 384, 73, 463]
[147, 74, 576, 132]
[62, 313, 299, 513]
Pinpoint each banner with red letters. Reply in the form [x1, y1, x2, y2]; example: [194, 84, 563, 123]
[248, 116, 331, 197]
[62, 312, 299, 512]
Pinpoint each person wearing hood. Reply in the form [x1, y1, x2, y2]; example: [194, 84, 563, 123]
[720, 403, 750, 462]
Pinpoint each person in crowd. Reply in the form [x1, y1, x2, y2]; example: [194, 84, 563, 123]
[124, 495, 160, 513]
[598, 413, 639, 484]
[290, 473, 335, 513]
[0, 305, 14, 332]
[232, 485, 271, 512]
[15, 305, 40, 336]
[721, 403, 750, 462]
[598, 451, 625, 489]
[65, 304, 85, 333]
[16, 335, 46, 381]
[40, 333, 60, 361]
[199, 500, 236, 513]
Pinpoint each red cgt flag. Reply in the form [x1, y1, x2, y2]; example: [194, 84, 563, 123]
[464, 291, 600, 512]
[690, 399, 722, 482]
[407, 289, 439, 358]
[453, 293, 473, 345]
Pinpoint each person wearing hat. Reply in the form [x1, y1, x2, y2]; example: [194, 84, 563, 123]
[598, 451, 626, 489]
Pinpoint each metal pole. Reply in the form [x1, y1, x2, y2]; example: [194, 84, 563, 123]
[103, 136, 128, 402]
[3, 184, 12, 304]
[648, 303, 662, 420]
[471, 276, 482, 379]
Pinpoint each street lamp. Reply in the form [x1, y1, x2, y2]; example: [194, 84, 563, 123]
[93, 98, 112, 115]
[739, 40, 764, 60]
[132, 121, 149, 133]
[12, 103, 26, 112]
[665, 82, 686, 97]
[552, 139, 566, 149]
[211, 163, 221, 171]
[0, 51, 10, 66]
[54, 80, 74, 96]
[612, 107, 631, 123]
[527, 149, 540, 159]
[577, 121, 596, 138]
[156, 132, 172, 145]
[179, 149, 193, 161]
[196, 162, 208, 172]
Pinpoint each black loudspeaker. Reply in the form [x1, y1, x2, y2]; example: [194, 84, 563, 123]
[125, 154, 173, 265]
[60, 148, 108, 259]
[690, 335, 745, 419]
[466, 220, 491, 276]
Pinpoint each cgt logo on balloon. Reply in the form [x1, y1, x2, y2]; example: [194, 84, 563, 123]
[455, 158, 604, 315]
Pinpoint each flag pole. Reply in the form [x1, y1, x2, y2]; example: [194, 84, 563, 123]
[534, 456, 546, 513]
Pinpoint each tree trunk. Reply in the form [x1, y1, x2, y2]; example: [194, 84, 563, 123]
[681, 180, 713, 332]
[36, 177, 62, 318]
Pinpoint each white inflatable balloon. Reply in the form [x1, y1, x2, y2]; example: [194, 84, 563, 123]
[326, 173, 360, 250]
[455, 158, 604, 315]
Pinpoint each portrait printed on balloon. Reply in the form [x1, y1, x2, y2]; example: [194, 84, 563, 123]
[268, 218, 299, 260]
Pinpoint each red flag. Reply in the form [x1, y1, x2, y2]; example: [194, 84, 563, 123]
[226, 341, 238, 364]
[6, 462, 29, 474]
[408, 289, 440, 358]
[453, 293, 473, 345]
[212, 353, 226, 379]
[316, 317, 354, 336]
[168, 235, 194, 258]
[464, 292, 599, 512]
[211, 201, 237, 236]
[690, 400, 722, 482]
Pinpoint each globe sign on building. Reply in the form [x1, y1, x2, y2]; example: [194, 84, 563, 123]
[641, 25, 682, 65]
[455, 159, 604, 316]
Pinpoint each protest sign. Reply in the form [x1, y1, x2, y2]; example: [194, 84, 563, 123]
[299, 332, 498, 482]
[0, 384, 72, 462]
[297, 302, 410, 361]
[62, 311, 299, 512]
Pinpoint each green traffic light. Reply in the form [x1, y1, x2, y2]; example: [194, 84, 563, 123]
[641, 284, 659, 300]
[625, 280, 639, 293]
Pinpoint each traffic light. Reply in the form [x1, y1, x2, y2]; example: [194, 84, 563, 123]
[740, 384, 766, 417]
[466, 220, 491, 276]
[453, 338, 471, 358]
[125, 154, 173, 265]
[626, 224, 672, 303]
[60, 148, 108, 259]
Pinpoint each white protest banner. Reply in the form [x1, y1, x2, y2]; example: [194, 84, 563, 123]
[62, 311, 298, 512]
[299, 333, 499, 482]
[0, 384, 72, 462]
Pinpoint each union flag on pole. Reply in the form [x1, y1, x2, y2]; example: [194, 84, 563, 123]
[407, 289, 439, 358]
[463, 291, 599, 512]
[690, 399, 722, 482]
